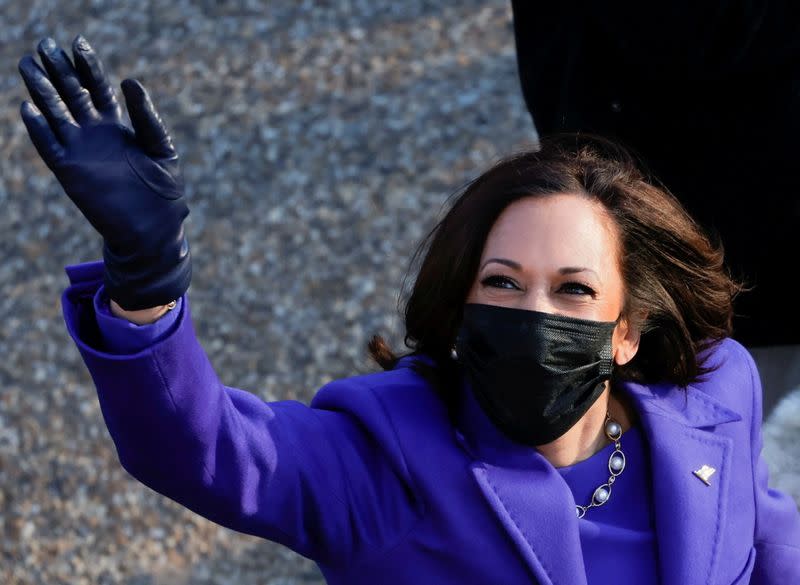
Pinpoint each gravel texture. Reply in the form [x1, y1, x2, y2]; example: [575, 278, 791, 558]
[0, 1, 796, 584]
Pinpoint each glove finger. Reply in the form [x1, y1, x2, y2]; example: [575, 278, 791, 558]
[121, 78, 177, 160]
[71, 35, 122, 122]
[36, 37, 100, 124]
[20, 100, 66, 169]
[18, 54, 80, 144]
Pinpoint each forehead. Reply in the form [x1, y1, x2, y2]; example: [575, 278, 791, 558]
[481, 194, 621, 272]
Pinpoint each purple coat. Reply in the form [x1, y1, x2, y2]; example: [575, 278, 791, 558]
[62, 261, 800, 584]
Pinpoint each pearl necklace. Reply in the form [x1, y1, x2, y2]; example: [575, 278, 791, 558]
[575, 412, 626, 519]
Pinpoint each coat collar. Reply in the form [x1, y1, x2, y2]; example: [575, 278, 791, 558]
[454, 373, 742, 585]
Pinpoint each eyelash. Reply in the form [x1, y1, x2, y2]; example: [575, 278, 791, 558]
[480, 275, 597, 297]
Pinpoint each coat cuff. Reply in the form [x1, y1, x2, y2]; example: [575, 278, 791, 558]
[62, 260, 185, 356]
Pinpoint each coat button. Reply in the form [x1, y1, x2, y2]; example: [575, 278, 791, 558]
[610, 100, 622, 113]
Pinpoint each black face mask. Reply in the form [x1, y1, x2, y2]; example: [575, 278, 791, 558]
[454, 303, 617, 446]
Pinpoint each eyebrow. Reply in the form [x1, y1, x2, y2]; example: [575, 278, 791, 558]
[480, 258, 601, 280]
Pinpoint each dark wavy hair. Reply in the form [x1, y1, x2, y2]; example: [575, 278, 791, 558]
[368, 133, 741, 405]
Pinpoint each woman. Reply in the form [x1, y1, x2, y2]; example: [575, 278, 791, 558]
[19, 36, 800, 584]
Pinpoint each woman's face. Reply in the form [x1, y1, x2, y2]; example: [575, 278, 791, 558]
[465, 193, 640, 366]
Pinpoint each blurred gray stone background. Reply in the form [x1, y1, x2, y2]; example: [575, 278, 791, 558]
[0, 1, 797, 584]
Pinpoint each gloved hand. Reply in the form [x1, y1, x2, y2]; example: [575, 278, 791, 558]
[18, 35, 191, 311]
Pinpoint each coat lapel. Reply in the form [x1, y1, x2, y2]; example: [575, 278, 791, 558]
[468, 458, 587, 585]
[455, 383, 588, 585]
[619, 379, 742, 585]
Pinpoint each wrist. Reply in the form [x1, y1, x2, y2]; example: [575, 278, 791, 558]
[109, 298, 177, 325]
[102, 238, 192, 312]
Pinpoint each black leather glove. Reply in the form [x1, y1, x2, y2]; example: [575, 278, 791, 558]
[18, 35, 191, 311]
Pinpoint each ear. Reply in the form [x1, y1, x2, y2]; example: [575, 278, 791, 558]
[612, 315, 642, 367]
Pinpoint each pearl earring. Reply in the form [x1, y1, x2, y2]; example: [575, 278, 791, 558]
[450, 346, 458, 360]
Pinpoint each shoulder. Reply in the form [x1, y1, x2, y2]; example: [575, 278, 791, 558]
[310, 355, 451, 431]
[699, 337, 759, 381]
[691, 337, 761, 419]
[627, 337, 761, 443]
[697, 337, 759, 389]
[307, 355, 458, 487]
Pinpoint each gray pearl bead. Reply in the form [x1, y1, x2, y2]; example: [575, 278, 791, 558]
[593, 486, 610, 504]
[606, 421, 621, 438]
[610, 455, 624, 472]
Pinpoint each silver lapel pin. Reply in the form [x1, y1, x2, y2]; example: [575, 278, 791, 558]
[693, 464, 716, 486]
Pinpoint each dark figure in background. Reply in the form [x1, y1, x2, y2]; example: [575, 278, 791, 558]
[510, 1, 800, 412]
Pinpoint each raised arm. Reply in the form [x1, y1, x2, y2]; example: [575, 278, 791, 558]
[60, 263, 421, 565]
[23, 36, 421, 567]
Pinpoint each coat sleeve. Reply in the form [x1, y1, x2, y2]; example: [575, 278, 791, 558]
[60, 261, 422, 567]
[744, 348, 800, 582]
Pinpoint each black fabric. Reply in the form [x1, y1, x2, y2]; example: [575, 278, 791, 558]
[511, 1, 800, 346]
[455, 303, 616, 446]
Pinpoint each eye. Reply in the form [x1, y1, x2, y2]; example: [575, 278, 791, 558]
[481, 275, 520, 290]
[558, 281, 597, 297]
